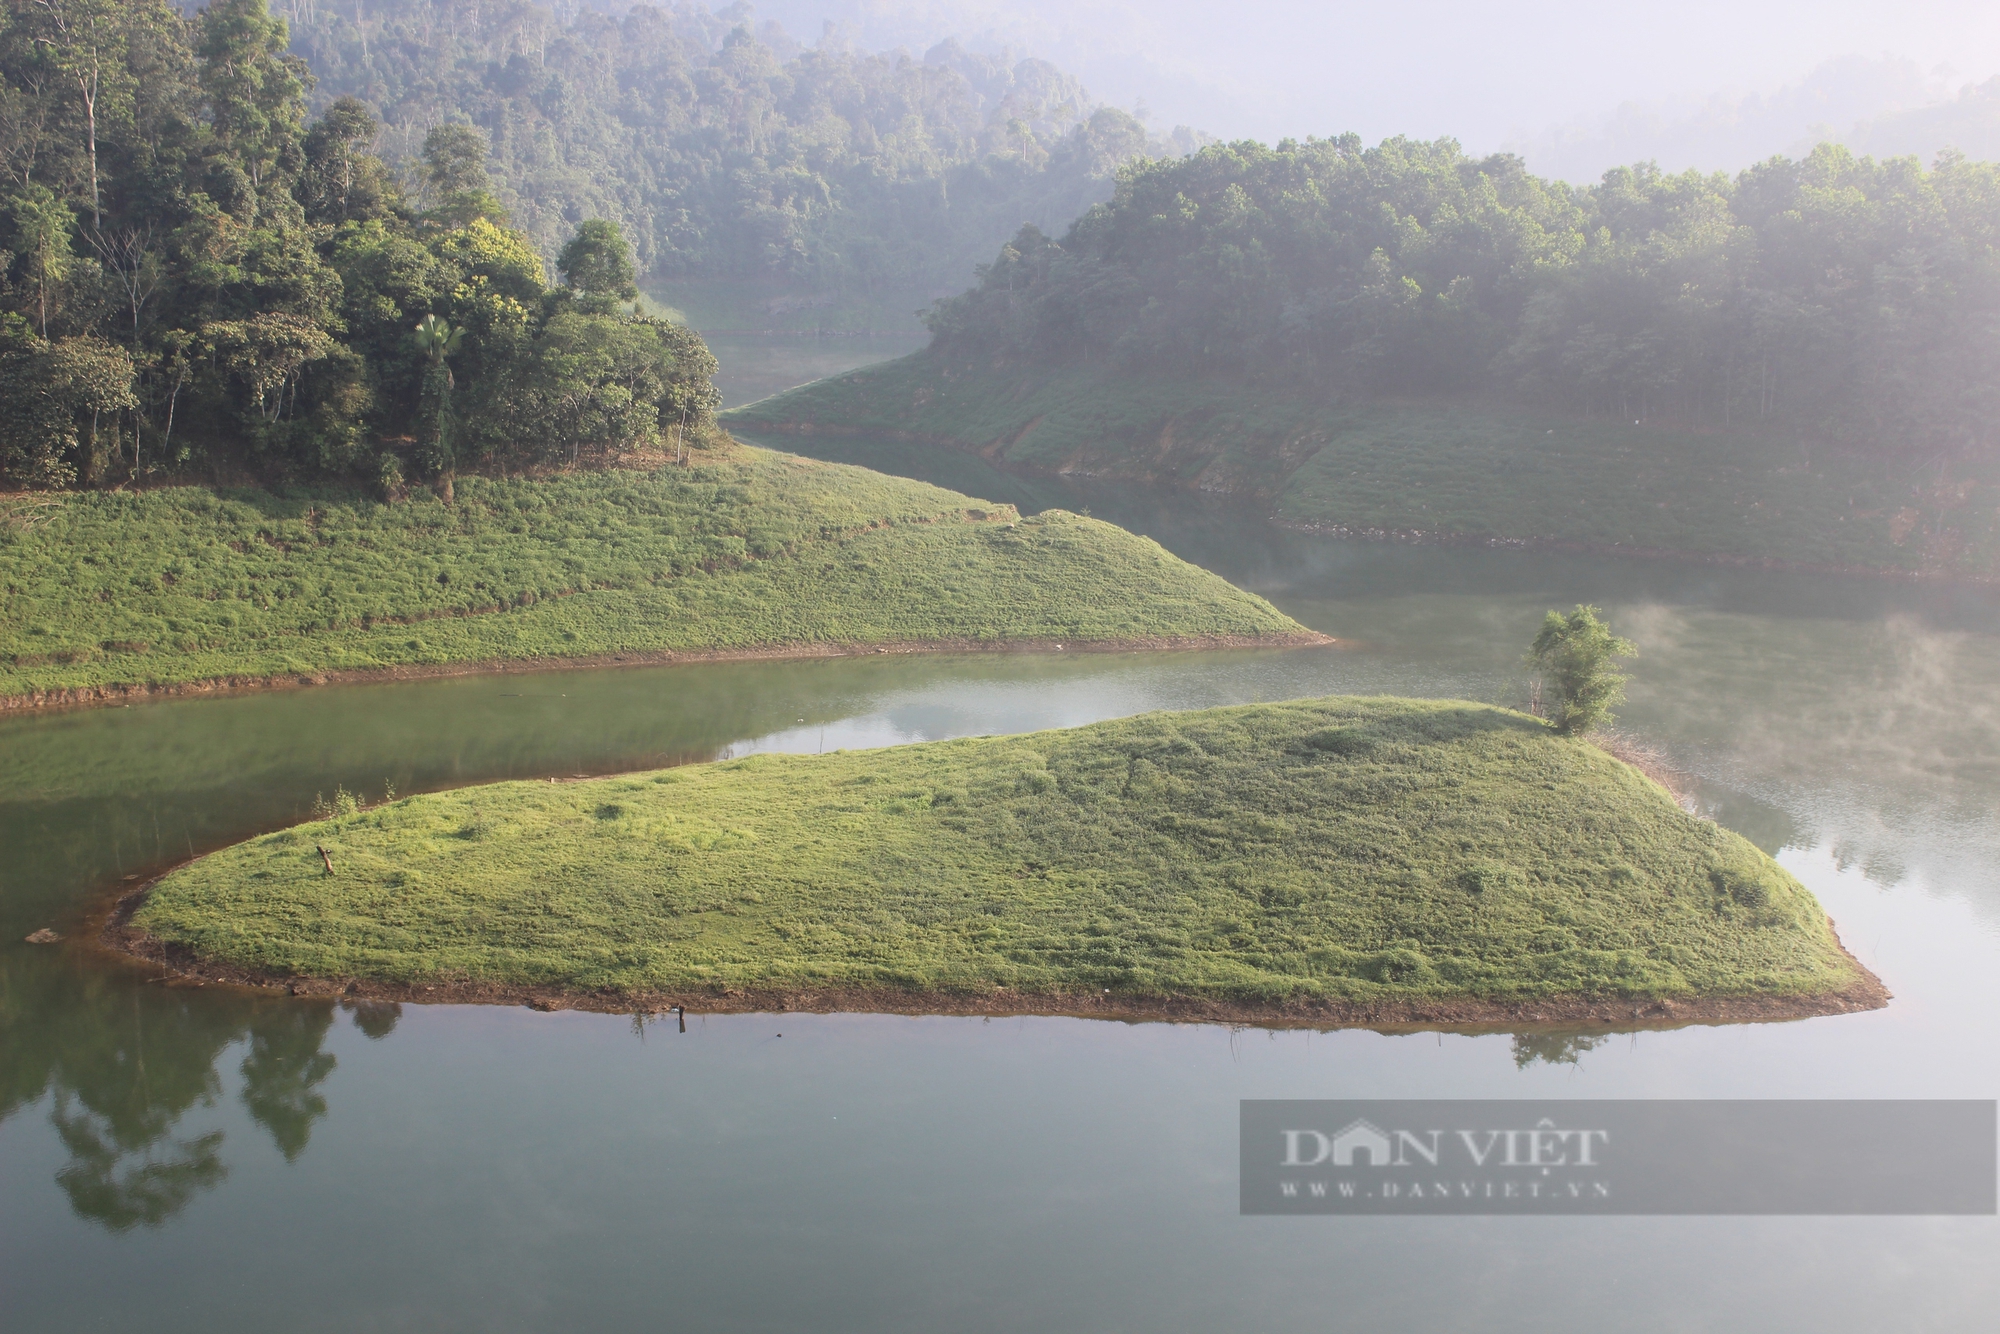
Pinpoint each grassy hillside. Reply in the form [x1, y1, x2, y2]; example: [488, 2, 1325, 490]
[729, 357, 2000, 578]
[131, 697, 1872, 1012]
[0, 444, 1313, 704]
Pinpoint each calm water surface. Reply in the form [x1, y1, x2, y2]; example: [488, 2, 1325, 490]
[3, 387, 1998, 1331]
[702, 331, 927, 409]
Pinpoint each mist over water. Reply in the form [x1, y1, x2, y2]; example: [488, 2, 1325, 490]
[1621, 602, 2000, 901]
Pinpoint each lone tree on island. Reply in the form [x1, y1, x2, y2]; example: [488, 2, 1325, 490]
[1528, 605, 1636, 735]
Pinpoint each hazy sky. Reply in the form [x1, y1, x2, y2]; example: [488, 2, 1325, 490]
[746, 1, 2000, 165]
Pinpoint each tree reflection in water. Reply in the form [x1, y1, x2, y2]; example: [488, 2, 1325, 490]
[52, 1105, 228, 1233]
[1510, 1030, 1611, 1069]
[240, 1006, 340, 1162]
[0, 955, 396, 1231]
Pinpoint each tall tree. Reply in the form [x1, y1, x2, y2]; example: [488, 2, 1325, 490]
[6, 181, 71, 334]
[556, 218, 637, 313]
[196, 0, 306, 200]
[410, 310, 462, 482]
[418, 122, 501, 228]
[299, 94, 387, 223]
[20, 0, 130, 227]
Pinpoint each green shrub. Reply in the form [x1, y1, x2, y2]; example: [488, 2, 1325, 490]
[1528, 605, 1637, 736]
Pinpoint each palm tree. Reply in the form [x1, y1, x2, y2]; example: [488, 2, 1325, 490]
[412, 313, 465, 367]
[412, 314, 465, 493]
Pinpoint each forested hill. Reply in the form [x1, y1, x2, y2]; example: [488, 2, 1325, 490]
[924, 136, 2000, 469]
[279, 1, 1191, 320]
[1, 0, 720, 492]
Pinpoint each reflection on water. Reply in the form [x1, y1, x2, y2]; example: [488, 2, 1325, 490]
[0, 947, 389, 1229]
[53, 1110, 225, 1234]
[1682, 782, 1800, 857]
[1509, 1031, 1611, 1070]
[239, 1005, 341, 1162]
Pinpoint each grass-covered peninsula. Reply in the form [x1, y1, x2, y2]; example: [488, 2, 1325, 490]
[119, 697, 1885, 1026]
[729, 357, 2000, 580]
[0, 444, 1318, 709]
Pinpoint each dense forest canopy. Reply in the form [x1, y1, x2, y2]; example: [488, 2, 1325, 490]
[277, 0, 1189, 305]
[0, 0, 719, 491]
[927, 136, 2000, 466]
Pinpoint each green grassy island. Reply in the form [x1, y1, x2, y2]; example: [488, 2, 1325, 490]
[120, 697, 1885, 1026]
[0, 444, 1319, 709]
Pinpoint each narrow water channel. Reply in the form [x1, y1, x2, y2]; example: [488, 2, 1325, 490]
[3, 377, 1997, 1330]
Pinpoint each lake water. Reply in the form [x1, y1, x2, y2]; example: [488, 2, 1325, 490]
[703, 331, 928, 410]
[4, 361, 1998, 1330]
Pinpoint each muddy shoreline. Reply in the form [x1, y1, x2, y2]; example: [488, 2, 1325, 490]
[0, 630, 1335, 716]
[95, 876, 1890, 1035]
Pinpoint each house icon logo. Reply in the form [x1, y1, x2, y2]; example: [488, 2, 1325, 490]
[1330, 1119, 1394, 1166]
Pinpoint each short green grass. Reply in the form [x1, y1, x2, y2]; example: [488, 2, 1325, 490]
[0, 444, 1307, 699]
[135, 697, 1862, 1005]
[729, 356, 2000, 577]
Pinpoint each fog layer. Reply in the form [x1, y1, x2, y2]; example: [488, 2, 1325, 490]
[744, 1, 2000, 174]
